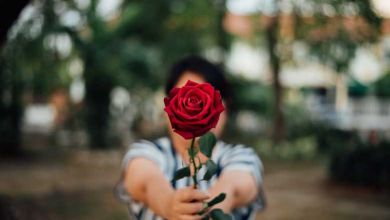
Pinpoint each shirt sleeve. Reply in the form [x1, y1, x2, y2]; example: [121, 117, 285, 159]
[116, 140, 167, 204]
[121, 140, 166, 171]
[219, 144, 266, 210]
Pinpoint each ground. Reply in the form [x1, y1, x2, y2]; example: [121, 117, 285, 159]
[0, 150, 389, 220]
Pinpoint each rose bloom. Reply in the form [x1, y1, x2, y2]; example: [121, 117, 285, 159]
[164, 80, 225, 139]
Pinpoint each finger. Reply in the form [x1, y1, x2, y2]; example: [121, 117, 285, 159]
[178, 202, 204, 215]
[179, 188, 210, 202]
[179, 214, 204, 220]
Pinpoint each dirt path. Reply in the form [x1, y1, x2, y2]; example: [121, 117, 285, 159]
[258, 161, 390, 220]
[0, 152, 389, 220]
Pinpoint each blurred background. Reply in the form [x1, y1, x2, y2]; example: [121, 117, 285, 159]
[1, 0, 390, 219]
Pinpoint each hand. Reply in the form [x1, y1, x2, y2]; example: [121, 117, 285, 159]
[164, 186, 209, 220]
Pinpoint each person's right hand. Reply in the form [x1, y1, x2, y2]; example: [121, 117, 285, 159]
[164, 186, 210, 220]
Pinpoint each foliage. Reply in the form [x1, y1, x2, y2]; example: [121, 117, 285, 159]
[293, 0, 382, 73]
[316, 124, 390, 188]
[1, 0, 226, 151]
[255, 137, 318, 161]
[374, 72, 390, 98]
[0, 44, 24, 155]
[284, 104, 317, 140]
[228, 75, 273, 116]
[348, 78, 369, 98]
[315, 125, 361, 154]
[60, 0, 171, 148]
[66, 0, 224, 148]
[329, 141, 390, 188]
[0, 0, 71, 154]
[159, 0, 226, 67]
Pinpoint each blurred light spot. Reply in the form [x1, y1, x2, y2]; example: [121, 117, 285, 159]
[227, 41, 269, 81]
[60, 10, 82, 27]
[371, 0, 390, 18]
[279, 0, 293, 14]
[350, 47, 383, 84]
[227, 0, 261, 15]
[57, 34, 72, 58]
[203, 47, 224, 64]
[8, 3, 43, 40]
[281, 63, 336, 88]
[69, 58, 84, 78]
[111, 87, 130, 111]
[75, 0, 91, 10]
[292, 41, 309, 63]
[340, 2, 359, 16]
[236, 111, 264, 134]
[321, 3, 336, 17]
[299, 1, 314, 17]
[97, 0, 123, 20]
[23, 104, 55, 133]
[70, 78, 85, 103]
[54, 0, 67, 15]
[44, 34, 73, 58]
[18, 4, 36, 22]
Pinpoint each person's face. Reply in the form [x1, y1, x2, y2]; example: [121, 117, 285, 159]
[166, 71, 227, 141]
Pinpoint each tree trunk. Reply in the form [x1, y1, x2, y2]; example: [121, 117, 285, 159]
[266, 15, 284, 145]
[0, 1, 29, 156]
[215, 0, 228, 65]
[0, 53, 24, 156]
[84, 69, 114, 149]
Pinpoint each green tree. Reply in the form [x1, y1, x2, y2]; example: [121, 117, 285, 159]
[1, 0, 226, 151]
[0, 0, 59, 155]
[258, 0, 382, 144]
[294, 0, 381, 73]
[60, 0, 173, 148]
[59, 0, 225, 148]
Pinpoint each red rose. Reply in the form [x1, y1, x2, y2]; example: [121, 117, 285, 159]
[164, 80, 225, 139]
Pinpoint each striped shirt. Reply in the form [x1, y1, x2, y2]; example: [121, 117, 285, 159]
[116, 137, 265, 220]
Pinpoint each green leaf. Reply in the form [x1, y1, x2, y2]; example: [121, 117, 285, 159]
[207, 193, 226, 207]
[199, 132, 217, 158]
[209, 209, 232, 220]
[172, 166, 190, 182]
[198, 192, 226, 216]
[203, 159, 217, 181]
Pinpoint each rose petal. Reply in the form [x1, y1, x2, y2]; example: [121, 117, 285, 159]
[163, 80, 225, 139]
[184, 80, 198, 87]
[174, 129, 194, 139]
[169, 87, 180, 98]
[184, 88, 205, 105]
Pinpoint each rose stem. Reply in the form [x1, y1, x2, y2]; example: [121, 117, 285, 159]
[190, 137, 198, 188]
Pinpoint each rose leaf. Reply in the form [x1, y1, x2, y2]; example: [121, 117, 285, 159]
[209, 208, 232, 220]
[207, 193, 226, 207]
[199, 132, 217, 158]
[203, 159, 217, 181]
[172, 166, 190, 182]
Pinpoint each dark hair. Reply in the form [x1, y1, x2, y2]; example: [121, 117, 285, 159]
[165, 55, 231, 104]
